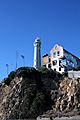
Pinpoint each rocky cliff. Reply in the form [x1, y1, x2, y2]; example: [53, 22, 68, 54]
[43, 77, 80, 118]
[0, 67, 80, 119]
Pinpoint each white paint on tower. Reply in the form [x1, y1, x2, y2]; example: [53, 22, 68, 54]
[33, 37, 41, 69]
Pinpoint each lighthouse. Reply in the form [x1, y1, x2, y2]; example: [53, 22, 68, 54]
[33, 37, 41, 69]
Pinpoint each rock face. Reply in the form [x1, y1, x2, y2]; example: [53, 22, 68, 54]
[41, 77, 80, 118]
[0, 76, 22, 119]
[0, 67, 80, 119]
[57, 78, 80, 113]
[0, 67, 61, 119]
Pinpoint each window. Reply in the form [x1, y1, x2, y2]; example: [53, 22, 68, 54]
[59, 60, 61, 66]
[59, 67, 61, 71]
[76, 59, 78, 65]
[53, 60, 57, 65]
[53, 52, 56, 57]
[43, 65, 46, 67]
[48, 64, 51, 68]
[54, 69, 56, 71]
[49, 58, 51, 62]
[62, 59, 66, 66]
[57, 51, 60, 56]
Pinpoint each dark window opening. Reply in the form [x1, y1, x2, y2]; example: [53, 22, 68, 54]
[76, 59, 79, 65]
[43, 65, 46, 67]
[53, 52, 56, 57]
[64, 66, 67, 72]
[48, 64, 51, 68]
[49, 58, 51, 62]
[59, 67, 61, 71]
[57, 51, 60, 56]
[53, 60, 57, 65]
[59, 60, 61, 66]
[54, 69, 56, 71]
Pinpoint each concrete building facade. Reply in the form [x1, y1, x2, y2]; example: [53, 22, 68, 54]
[42, 44, 80, 73]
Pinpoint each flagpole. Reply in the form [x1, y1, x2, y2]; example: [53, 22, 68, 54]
[6, 64, 9, 75]
[23, 57, 25, 66]
[21, 55, 25, 66]
[16, 51, 18, 69]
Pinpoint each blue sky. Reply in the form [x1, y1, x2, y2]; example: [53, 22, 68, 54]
[0, 0, 80, 80]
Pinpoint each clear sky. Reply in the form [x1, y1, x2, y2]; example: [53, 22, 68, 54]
[0, 0, 80, 80]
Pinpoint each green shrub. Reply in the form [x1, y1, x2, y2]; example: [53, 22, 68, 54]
[30, 92, 46, 118]
[3, 71, 15, 85]
[3, 77, 11, 86]
[16, 67, 37, 78]
[73, 67, 80, 71]
[8, 71, 16, 79]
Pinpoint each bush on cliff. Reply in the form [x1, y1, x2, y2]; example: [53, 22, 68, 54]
[3, 71, 16, 85]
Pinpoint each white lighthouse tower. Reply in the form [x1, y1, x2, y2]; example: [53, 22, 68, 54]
[33, 37, 41, 69]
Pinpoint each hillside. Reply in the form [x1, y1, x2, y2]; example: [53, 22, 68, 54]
[0, 67, 80, 119]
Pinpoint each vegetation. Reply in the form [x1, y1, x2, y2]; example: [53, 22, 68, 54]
[73, 66, 80, 71]
[1, 67, 62, 119]
[3, 71, 16, 85]
[1, 67, 80, 119]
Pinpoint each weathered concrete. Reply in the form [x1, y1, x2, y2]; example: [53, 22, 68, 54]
[68, 71, 80, 79]
[37, 116, 80, 120]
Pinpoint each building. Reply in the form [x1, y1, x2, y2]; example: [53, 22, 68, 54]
[68, 71, 80, 79]
[42, 44, 80, 73]
[33, 37, 41, 69]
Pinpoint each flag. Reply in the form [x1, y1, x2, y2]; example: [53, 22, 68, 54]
[21, 55, 24, 59]
[6, 64, 9, 67]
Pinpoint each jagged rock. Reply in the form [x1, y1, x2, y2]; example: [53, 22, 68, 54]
[0, 67, 80, 119]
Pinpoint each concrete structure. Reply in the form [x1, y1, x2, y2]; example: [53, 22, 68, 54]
[33, 37, 41, 69]
[42, 44, 80, 73]
[37, 116, 80, 120]
[68, 71, 80, 79]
